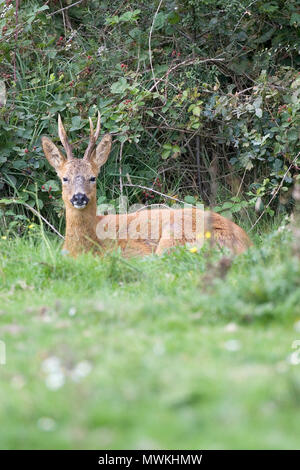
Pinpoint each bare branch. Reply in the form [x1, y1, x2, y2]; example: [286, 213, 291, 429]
[3, 199, 64, 239]
[48, 0, 84, 17]
[149, 57, 225, 93]
[148, 0, 164, 94]
[124, 183, 199, 208]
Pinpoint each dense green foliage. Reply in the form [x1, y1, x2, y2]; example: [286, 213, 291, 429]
[0, 0, 299, 234]
[0, 230, 300, 449]
[1, 2, 300, 450]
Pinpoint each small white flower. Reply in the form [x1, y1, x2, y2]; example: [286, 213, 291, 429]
[42, 356, 61, 374]
[71, 361, 92, 382]
[42, 356, 65, 390]
[69, 307, 76, 316]
[97, 46, 107, 57]
[287, 352, 300, 366]
[224, 339, 241, 352]
[11, 375, 25, 389]
[37, 417, 56, 432]
[45, 371, 65, 390]
[224, 322, 238, 333]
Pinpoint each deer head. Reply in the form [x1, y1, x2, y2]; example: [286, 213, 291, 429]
[42, 112, 112, 210]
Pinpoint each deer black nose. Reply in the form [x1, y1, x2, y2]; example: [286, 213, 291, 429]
[70, 193, 89, 208]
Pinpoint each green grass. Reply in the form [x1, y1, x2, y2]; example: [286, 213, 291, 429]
[0, 229, 300, 449]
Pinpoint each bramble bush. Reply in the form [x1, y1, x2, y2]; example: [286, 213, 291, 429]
[0, 0, 299, 234]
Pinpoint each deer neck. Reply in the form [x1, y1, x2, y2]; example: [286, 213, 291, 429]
[64, 199, 100, 256]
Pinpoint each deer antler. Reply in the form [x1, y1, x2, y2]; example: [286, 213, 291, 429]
[84, 111, 101, 160]
[58, 114, 73, 159]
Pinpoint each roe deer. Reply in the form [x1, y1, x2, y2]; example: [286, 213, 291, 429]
[41, 113, 252, 257]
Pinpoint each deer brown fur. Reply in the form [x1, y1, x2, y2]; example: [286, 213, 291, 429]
[42, 114, 252, 258]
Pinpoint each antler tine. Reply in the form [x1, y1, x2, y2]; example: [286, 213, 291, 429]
[94, 110, 101, 141]
[88, 116, 94, 138]
[58, 114, 73, 159]
[84, 111, 101, 160]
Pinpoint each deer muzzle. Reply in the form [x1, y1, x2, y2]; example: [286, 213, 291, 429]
[70, 193, 89, 209]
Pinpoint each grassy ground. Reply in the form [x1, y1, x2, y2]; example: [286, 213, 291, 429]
[0, 227, 300, 449]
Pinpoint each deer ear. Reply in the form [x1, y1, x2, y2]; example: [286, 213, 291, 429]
[41, 137, 66, 173]
[90, 134, 112, 171]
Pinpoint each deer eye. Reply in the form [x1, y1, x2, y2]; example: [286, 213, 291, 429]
[63, 177, 69, 182]
[90, 177, 96, 182]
